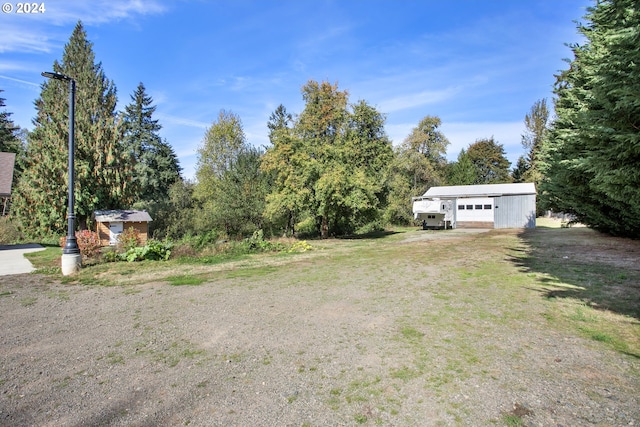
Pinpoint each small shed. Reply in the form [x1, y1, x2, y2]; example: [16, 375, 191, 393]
[0, 152, 16, 216]
[94, 210, 153, 246]
[412, 183, 537, 229]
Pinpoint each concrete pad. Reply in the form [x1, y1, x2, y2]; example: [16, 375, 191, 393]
[0, 243, 46, 275]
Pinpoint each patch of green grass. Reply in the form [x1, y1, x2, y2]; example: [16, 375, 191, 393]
[176, 253, 249, 265]
[20, 296, 37, 306]
[0, 290, 13, 297]
[24, 246, 61, 270]
[390, 366, 421, 381]
[223, 265, 278, 279]
[354, 413, 368, 424]
[167, 275, 205, 286]
[568, 305, 597, 322]
[63, 275, 110, 286]
[106, 352, 124, 365]
[590, 331, 614, 343]
[502, 413, 524, 426]
[46, 290, 70, 301]
[400, 326, 424, 341]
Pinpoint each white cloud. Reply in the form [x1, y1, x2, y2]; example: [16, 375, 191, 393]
[0, 0, 167, 53]
[0, 74, 40, 87]
[378, 86, 463, 114]
[0, 22, 60, 53]
[38, 0, 166, 25]
[156, 113, 209, 130]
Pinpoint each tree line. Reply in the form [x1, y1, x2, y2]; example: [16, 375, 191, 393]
[2, 0, 637, 240]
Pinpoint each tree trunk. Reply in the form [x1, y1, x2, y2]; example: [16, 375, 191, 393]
[321, 215, 329, 239]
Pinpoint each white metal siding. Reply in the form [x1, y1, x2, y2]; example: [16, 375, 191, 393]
[455, 197, 494, 223]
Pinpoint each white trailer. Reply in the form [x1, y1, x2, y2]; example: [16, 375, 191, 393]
[412, 198, 454, 229]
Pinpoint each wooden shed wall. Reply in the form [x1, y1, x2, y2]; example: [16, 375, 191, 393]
[97, 222, 111, 246]
[96, 221, 149, 246]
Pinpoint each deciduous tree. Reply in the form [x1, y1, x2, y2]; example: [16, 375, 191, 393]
[395, 115, 449, 195]
[196, 110, 266, 235]
[263, 81, 394, 237]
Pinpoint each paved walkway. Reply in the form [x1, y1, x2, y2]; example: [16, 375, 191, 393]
[0, 244, 46, 275]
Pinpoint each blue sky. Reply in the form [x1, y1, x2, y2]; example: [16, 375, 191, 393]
[1, 0, 588, 180]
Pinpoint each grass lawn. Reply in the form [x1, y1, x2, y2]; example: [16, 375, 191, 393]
[25, 220, 640, 359]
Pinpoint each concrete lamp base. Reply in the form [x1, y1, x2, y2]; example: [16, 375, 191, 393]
[61, 253, 82, 276]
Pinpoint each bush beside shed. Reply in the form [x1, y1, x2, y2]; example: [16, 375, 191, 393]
[93, 210, 153, 246]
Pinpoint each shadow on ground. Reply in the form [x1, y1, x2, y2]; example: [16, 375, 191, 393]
[511, 226, 640, 321]
[336, 230, 401, 240]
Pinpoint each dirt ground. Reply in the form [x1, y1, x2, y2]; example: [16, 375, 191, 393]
[1, 227, 639, 426]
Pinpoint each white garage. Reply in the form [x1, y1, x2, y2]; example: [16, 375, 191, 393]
[412, 183, 537, 229]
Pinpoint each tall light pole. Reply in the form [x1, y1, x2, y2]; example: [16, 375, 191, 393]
[42, 71, 81, 275]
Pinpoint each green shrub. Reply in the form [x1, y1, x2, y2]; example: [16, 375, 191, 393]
[117, 227, 141, 251]
[120, 239, 173, 262]
[288, 240, 313, 253]
[355, 220, 385, 235]
[0, 217, 23, 244]
[243, 229, 287, 253]
[102, 248, 120, 263]
[295, 217, 318, 238]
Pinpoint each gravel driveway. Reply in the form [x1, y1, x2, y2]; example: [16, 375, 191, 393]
[1, 229, 638, 426]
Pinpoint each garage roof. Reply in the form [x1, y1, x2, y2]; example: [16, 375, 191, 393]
[420, 183, 536, 199]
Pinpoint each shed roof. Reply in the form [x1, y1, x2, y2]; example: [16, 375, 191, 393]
[94, 210, 153, 223]
[418, 183, 536, 199]
[0, 152, 16, 197]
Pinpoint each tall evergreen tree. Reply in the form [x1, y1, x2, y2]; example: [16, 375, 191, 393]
[0, 90, 22, 154]
[12, 22, 134, 236]
[447, 149, 478, 185]
[122, 82, 181, 203]
[262, 104, 302, 236]
[520, 98, 549, 184]
[466, 137, 512, 184]
[267, 104, 293, 140]
[511, 155, 529, 183]
[540, 0, 640, 236]
[0, 91, 25, 183]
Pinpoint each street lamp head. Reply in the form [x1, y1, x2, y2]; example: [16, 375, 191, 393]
[42, 71, 72, 81]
